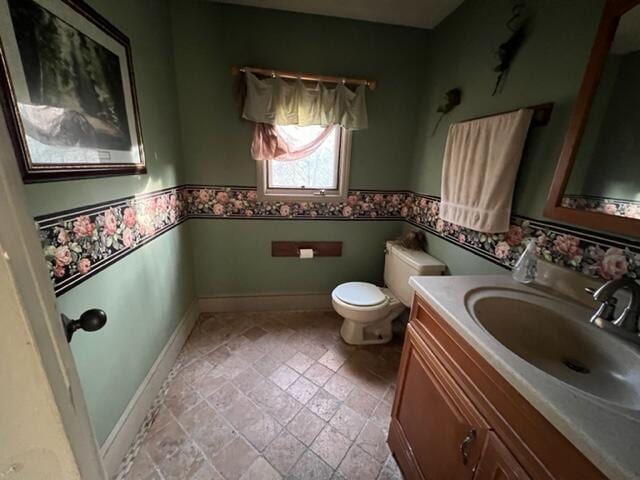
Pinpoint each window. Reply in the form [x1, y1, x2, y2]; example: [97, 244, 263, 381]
[257, 125, 351, 202]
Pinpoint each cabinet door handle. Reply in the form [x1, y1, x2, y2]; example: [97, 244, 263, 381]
[459, 429, 476, 465]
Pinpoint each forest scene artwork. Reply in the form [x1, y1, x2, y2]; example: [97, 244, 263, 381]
[0, 0, 144, 180]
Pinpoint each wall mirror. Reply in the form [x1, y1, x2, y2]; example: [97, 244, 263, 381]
[545, 0, 640, 238]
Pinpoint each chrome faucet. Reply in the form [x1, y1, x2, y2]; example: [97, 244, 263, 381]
[588, 276, 640, 344]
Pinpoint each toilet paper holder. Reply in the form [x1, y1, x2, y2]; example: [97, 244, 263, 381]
[271, 241, 342, 257]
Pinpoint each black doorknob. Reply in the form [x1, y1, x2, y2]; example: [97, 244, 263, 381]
[61, 309, 107, 342]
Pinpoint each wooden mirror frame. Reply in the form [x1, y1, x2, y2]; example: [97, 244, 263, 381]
[544, 0, 640, 238]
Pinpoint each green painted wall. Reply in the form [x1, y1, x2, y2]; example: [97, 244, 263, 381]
[171, 2, 426, 296]
[21, 0, 195, 444]
[190, 220, 402, 296]
[57, 227, 194, 444]
[171, 1, 428, 189]
[409, 0, 607, 274]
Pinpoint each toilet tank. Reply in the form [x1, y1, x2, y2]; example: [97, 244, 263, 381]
[383, 241, 446, 306]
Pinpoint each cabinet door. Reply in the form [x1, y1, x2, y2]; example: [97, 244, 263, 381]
[474, 432, 531, 480]
[393, 325, 489, 480]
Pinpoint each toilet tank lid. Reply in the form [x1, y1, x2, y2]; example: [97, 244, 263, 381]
[386, 241, 446, 274]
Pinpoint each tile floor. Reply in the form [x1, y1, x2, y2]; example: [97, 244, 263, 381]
[121, 310, 404, 480]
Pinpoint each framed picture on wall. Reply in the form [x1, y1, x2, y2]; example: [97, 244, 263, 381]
[0, 0, 145, 182]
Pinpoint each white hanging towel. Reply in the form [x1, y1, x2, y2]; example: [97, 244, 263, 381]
[439, 109, 533, 233]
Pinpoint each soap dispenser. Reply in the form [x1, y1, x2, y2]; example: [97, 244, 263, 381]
[512, 238, 537, 284]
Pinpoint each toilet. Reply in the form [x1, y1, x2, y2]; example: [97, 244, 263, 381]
[332, 241, 446, 345]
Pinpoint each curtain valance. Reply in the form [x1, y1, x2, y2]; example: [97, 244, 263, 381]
[242, 72, 368, 130]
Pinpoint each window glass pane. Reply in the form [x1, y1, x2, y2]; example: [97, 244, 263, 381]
[268, 126, 339, 189]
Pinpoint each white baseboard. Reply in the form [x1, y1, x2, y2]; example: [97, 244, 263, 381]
[100, 299, 200, 478]
[198, 292, 332, 313]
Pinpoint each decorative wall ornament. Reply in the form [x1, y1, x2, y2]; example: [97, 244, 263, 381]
[432, 88, 462, 134]
[36, 185, 640, 296]
[492, 0, 528, 95]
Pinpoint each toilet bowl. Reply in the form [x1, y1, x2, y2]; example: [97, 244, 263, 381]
[332, 242, 446, 345]
[332, 282, 405, 345]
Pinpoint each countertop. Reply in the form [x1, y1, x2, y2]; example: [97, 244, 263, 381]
[409, 275, 640, 480]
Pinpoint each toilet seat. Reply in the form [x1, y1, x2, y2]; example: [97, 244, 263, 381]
[332, 282, 388, 308]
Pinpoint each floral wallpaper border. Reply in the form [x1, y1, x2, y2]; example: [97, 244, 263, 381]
[561, 194, 640, 220]
[407, 193, 639, 282]
[36, 187, 188, 295]
[37, 185, 640, 296]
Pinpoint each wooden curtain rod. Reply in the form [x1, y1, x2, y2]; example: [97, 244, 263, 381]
[462, 102, 554, 127]
[230, 65, 377, 91]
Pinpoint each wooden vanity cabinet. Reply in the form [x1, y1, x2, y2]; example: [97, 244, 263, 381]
[389, 295, 607, 480]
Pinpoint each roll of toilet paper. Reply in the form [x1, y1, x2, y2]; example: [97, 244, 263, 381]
[299, 248, 314, 259]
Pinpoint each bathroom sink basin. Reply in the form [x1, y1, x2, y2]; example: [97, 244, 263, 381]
[465, 287, 640, 410]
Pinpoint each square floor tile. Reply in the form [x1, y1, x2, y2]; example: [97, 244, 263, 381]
[287, 352, 315, 373]
[217, 354, 251, 380]
[233, 367, 267, 394]
[250, 382, 302, 425]
[239, 457, 281, 480]
[263, 430, 305, 475]
[287, 376, 319, 405]
[304, 363, 334, 386]
[371, 400, 393, 430]
[175, 358, 214, 382]
[205, 345, 232, 368]
[318, 350, 348, 372]
[310, 425, 351, 469]
[356, 421, 391, 462]
[224, 335, 252, 353]
[270, 344, 297, 363]
[144, 417, 205, 480]
[244, 326, 269, 341]
[353, 369, 390, 399]
[329, 404, 366, 441]
[223, 395, 262, 431]
[211, 437, 258, 480]
[323, 374, 354, 401]
[288, 450, 333, 480]
[270, 364, 300, 390]
[344, 387, 379, 417]
[191, 368, 227, 398]
[338, 445, 382, 480]
[238, 411, 282, 451]
[286, 408, 326, 446]
[307, 389, 341, 421]
[163, 382, 202, 418]
[298, 341, 329, 361]
[253, 354, 282, 377]
[207, 383, 243, 412]
[177, 402, 237, 459]
[378, 455, 403, 480]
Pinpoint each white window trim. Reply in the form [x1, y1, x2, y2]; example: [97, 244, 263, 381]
[257, 128, 351, 203]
